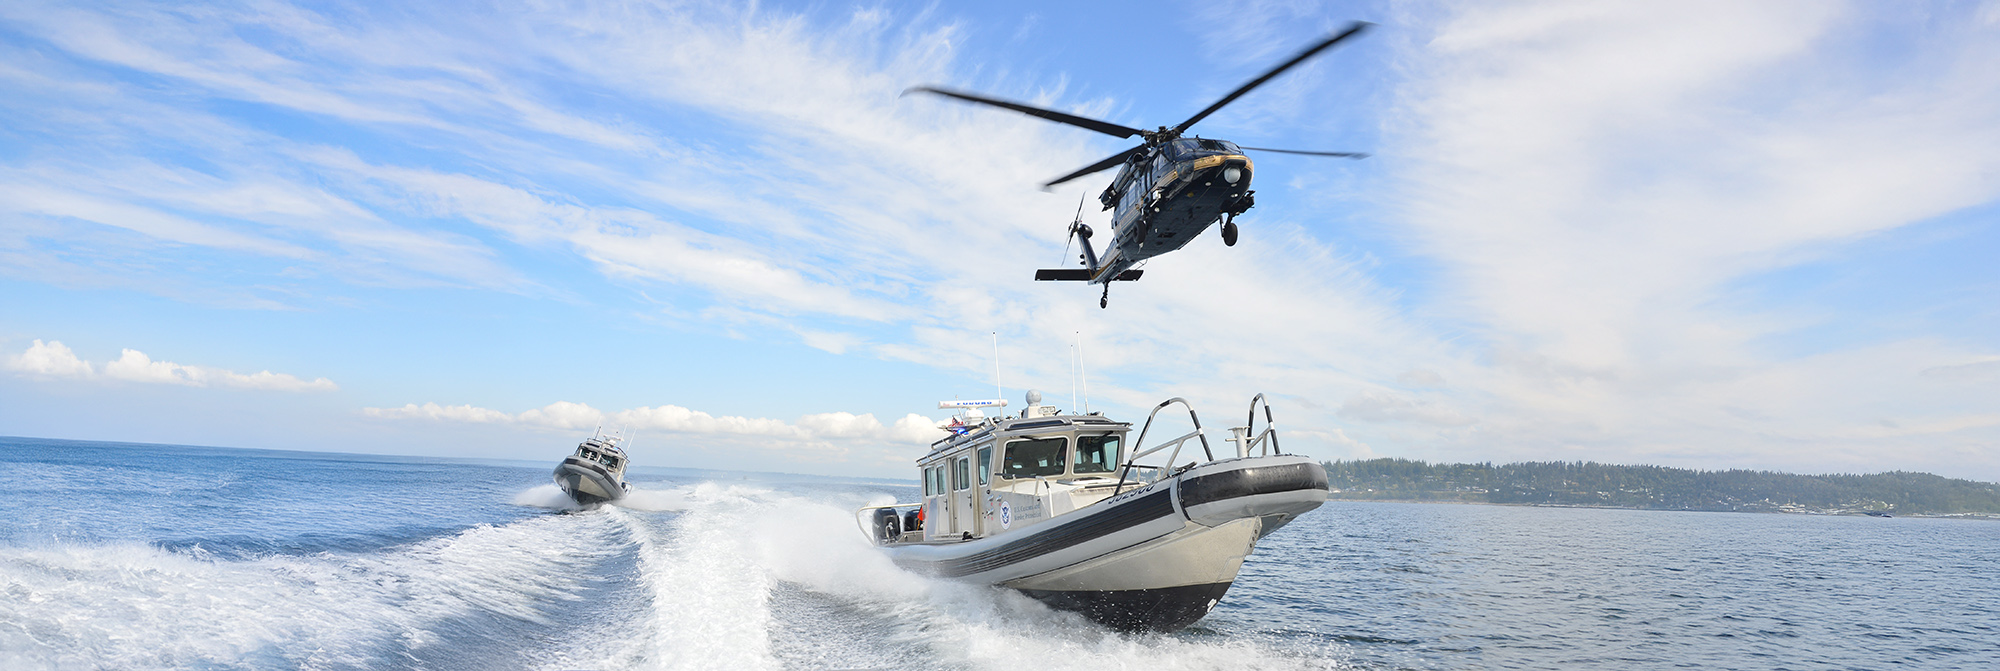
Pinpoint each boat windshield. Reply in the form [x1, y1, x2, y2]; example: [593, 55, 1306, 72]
[1003, 437, 1067, 478]
[1074, 434, 1121, 474]
[601, 454, 621, 469]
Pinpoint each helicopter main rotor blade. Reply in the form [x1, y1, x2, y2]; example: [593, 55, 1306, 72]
[1237, 146, 1370, 158]
[1044, 145, 1145, 189]
[1170, 21, 1372, 135]
[905, 86, 1146, 139]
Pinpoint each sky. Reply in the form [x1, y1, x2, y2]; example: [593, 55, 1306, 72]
[2, 0, 1997, 481]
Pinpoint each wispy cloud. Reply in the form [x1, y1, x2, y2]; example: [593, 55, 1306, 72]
[2, 1, 1996, 479]
[362, 400, 943, 461]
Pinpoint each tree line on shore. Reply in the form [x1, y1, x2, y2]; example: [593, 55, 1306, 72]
[1319, 458, 2000, 515]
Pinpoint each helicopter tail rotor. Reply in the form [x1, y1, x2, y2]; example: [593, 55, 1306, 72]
[1059, 192, 1089, 265]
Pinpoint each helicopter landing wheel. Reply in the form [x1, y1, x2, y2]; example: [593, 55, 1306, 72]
[1100, 284, 1110, 309]
[1222, 219, 1239, 247]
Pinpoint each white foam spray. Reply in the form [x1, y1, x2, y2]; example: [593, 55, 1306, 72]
[552, 482, 1349, 671]
[613, 486, 693, 512]
[0, 513, 634, 669]
[513, 483, 586, 510]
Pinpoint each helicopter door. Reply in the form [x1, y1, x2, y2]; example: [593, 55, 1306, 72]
[952, 455, 978, 537]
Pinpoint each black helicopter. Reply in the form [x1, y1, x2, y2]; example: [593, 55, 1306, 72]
[909, 22, 1373, 307]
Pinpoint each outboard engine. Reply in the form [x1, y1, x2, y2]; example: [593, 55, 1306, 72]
[872, 508, 902, 544]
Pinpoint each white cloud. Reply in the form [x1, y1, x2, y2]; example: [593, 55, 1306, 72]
[6, 340, 336, 392]
[1287, 427, 1375, 460]
[518, 401, 606, 431]
[1338, 389, 1476, 428]
[101, 349, 195, 386]
[1343, 0, 2000, 474]
[361, 402, 515, 424]
[6, 339, 93, 377]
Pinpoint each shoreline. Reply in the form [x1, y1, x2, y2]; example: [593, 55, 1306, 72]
[1324, 495, 2000, 521]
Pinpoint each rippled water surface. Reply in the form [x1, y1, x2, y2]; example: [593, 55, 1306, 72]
[4, 436, 1996, 670]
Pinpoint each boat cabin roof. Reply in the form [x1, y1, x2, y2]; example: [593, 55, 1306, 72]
[920, 414, 1130, 462]
[577, 437, 626, 456]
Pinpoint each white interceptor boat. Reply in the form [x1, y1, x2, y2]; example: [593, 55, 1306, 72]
[859, 391, 1327, 632]
[552, 431, 632, 508]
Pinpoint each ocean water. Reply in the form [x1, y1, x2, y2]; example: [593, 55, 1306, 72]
[2, 436, 1996, 670]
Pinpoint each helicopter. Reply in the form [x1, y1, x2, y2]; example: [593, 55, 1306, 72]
[909, 22, 1372, 307]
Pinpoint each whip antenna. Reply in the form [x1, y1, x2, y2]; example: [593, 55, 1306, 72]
[1078, 331, 1091, 413]
[1071, 339, 1079, 413]
[991, 332, 1003, 402]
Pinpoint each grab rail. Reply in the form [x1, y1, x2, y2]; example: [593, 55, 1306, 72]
[1112, 397, 1213, 495]
[1241, 392, 1282, 457]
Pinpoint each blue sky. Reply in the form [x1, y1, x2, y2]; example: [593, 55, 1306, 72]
[2, 0, 1997, 481]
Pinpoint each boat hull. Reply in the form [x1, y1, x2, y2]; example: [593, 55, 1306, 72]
[884, 454, 1327, 632]
[552, 460, 627, 507]
[1017, 581, 1234, 633]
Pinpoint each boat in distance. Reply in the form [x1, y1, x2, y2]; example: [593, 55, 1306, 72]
[553, 430, 632, 508]
[859, 390, 1327, 632]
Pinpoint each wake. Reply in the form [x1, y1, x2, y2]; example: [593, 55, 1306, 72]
[511, 483, 691, 513]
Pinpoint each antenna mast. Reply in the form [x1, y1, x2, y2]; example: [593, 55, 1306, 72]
[991, 331, 1002, 402]
[1077, 331, 1091, 413]
[1071, 338, 1079, 413]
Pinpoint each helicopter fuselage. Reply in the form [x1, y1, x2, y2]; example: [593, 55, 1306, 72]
[1080, 138, 1255, 284]
[912, 22, 1370, 305]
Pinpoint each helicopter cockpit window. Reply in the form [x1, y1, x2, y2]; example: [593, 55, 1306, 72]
[1002, 437, 1068, 478]
[1164, 138, 1238, 160]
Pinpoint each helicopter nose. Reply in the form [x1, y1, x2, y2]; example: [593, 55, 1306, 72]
[1222, 166, 1243, 184]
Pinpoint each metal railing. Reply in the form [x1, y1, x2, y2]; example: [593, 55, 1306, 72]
[1236, 392, 1282, 458]
[1112, 397, 1213, 495]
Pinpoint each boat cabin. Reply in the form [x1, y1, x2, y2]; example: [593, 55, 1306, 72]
[572, 437, 627, 474]
[911, 400, 1133, 542]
